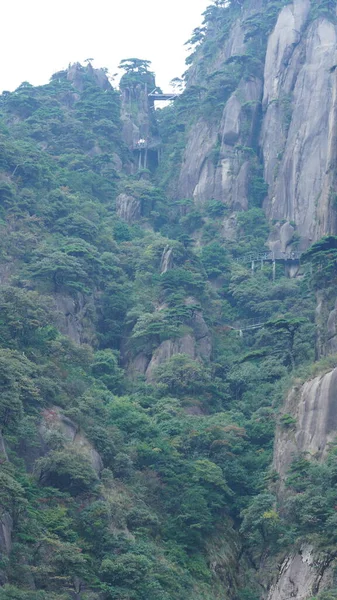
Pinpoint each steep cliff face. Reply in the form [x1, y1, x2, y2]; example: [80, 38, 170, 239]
[115, 193, 142, 223]
[53, 292, 97, 345]
[275, 369, 337, 486]
[177, 2, 264, 212]
[130, 297, 212, 380]
[262, 1, 337, 249]
[266, 547, 336, 600]
[177, 0, 337, 250]
[120, 67, 160, 172]
[178, 77, 262, 211]
[264, 368, 337, 600]
[2, 3, 337, 598]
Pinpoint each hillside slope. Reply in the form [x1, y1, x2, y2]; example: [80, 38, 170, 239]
[0, 2, 337, 600]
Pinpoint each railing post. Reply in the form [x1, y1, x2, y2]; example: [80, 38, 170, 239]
[272, 260, 276, 282]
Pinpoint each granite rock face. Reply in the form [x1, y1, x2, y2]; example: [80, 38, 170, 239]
[129, 297, 212, 379]
[116, 193, 142, 223]
[178, 77, 262, 211]
[274, 369, 337, 486]
[261, 1, 337, 249]
[266, 546, 335, 600]
[177, 0, 337, 250]
[40, 407, 103, 474]
[52, 292, 97, 345]
[266, 368, 337, 599]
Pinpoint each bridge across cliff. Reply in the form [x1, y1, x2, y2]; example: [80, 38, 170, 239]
[226, 251, 304, 333]
[148, 89, 180, 101]
[236, 250, 302, 264]
[235, 250, 303, 281]
[226, 317, 268, 335]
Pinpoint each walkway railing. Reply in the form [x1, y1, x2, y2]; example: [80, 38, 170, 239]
[236, 250, 302, 264]
[148, 89, 181, 101]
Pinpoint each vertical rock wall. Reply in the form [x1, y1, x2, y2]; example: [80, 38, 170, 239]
[274, 369, 337, 486]
[262, 0, 337, 249]
[264, 368, 337, 600]
[177, 9, 263, 210]
[177, 0, 337, 249]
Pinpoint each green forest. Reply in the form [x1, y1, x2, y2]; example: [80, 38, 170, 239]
[1, 1, 337, 599]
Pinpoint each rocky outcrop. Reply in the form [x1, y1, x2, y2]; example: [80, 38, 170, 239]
[40, 407, 102, 474]
[0, 513, 13, 577]
[325, 300, 337, 355]
[129, 298, 212, 379]
[177, 0, 265, 218]
[177, 0, 337, 250]
[120, 72, 160, 161]
[262, 1, 337, 249]
[160, 246, 174, 273]
[145, 299, 211, 380]
[0, 432, 12, 566]
[178, 76, 262, 210]
[267, 546, 335, 600]
[145, 334, 196, 380]
[265, 368, 337, 600]
[315, 291, 337, 358]
[67, 62, 111, 92]
[116, 193, 141, 223]
[0, 431, 7, 460]
[274, 369, 337, 487]
[53, 292, 97, 345]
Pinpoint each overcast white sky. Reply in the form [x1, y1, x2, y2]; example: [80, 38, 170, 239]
[1, 0, 210, 93]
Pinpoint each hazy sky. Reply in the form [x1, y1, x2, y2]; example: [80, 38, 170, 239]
[1, 0, 209, 93]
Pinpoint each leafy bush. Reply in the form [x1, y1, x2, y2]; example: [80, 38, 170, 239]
[36, 448, 99, 495]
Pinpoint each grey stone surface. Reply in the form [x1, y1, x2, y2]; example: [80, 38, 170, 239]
[267, 546, 335, 600]
[40, 407, 103, 474]
[67, 62, 111, 92]
[0, 513, 13, 556]
[115, 193, 141, 223]
[53, 292, 96, 345]
[145, 299, 212, 381]
[160, 246, 174, 274]
[266, 367, 337, 599]
[262, 3, 337, 247]
[326, 300, 337, 354]
[177, 77, 262, 211]
[274, 369, 337, 486]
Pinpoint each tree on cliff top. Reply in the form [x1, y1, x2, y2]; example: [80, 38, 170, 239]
[119, 58, 152, 74]
[119, 58, 155, 89]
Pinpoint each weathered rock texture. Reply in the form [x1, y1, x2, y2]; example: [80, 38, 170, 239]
[176, 1, 263, 222]
[178, 80, 262, 211]
[266, 368, 337, 599]
[266, 546, 335, 600]
[160, 245, 174, 274]
[275, 369, 337, 486]
[262, 0, 337, 249]
[177, 0, 337, 250]
[67, 62, 111, 92]
[53, 292, 97, 345]
[0, 432, 12, 568]
[40, 407, 102, 474]
[129, 298, 212, 379]
[315, 290, 337, 358]
[116, 193, 141, 223]
[120, 74, 160, 153]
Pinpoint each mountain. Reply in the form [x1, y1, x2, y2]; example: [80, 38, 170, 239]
[0, 2, 337, 599]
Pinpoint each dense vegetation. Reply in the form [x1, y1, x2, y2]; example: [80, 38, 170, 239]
[0, 1, 336, 599]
